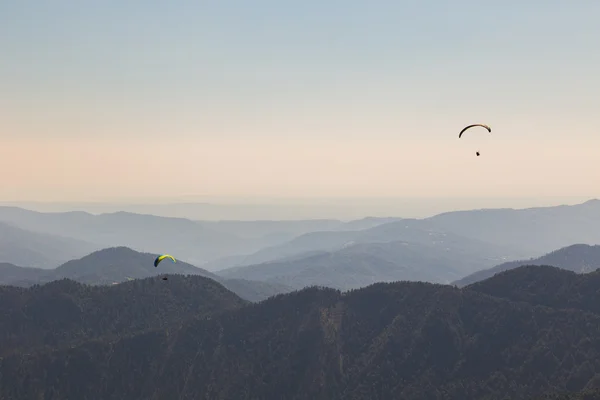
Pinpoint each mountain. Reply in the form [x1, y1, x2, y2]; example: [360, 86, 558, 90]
[0, 263, 49, 287]
[454, 244, 600, 287]
[54, 247, 217, 284]
[202, 217, 400, 239]
[0, 246, 216, 287]
[0, 275, 245, 357]
[0, 221, 100, 268]
[4, 199, 599, 275]
[0, 207, 253, 267]
[0, 247, 292, 302]
[217, 239, 510, 290]
[465, 265, 600, 316]
[4, 199, 599, 273]
[5, 268, 600, 399]
[207, 199, 600, 271]
[212, 217, 524, 271]
[0, 206, 396, 270]
[0, 200, 410, 221]
[197, 217, 403, 270]
[427, 199, 600, 256]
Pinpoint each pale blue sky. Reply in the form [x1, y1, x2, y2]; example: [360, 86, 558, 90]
[1, 1, 599, 202]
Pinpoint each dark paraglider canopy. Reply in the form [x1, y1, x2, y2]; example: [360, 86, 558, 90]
[458, 124, 491, 138]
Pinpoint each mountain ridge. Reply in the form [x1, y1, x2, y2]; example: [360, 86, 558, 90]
[0, 274, 246, 357]
[0, 221, 100, 268]
[216, 239, 499, 290]
[0, 247, 293, 302]
[454, 244, 600, 287]
[4, 269, 600, 399]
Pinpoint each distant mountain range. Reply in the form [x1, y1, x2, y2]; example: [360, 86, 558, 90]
[2, 200, 600, 297]
[208, 217, 523, 271]
[215, 234, 600, 293]
[1, 200, 599, 277]
[3, 265, 600, 399]
[454, 244, 600, 287]
[210, 199, 600, 271]
[0, 201, 600, 301]
[0, 221, 100, 268]
[427, 199, 600, 256]
[216, 239, 509, 290]
[0, 206, 397, 268]
[4, 241, 600, 304]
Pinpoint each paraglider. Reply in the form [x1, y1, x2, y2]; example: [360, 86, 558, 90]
[459, 124, 491, 156]
[154, 254, 176, 267]
[458, 124, 491, 138]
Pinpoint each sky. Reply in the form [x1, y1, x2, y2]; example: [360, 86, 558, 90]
[1, 1, 599, 209]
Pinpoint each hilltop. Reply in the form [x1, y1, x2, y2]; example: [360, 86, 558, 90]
[464, 264, 600, 316]
[0, 247, 293, 302]
[454, 244, 600, 287]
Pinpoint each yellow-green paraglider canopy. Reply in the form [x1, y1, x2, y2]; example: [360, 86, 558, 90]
[154, 254, 176, 267]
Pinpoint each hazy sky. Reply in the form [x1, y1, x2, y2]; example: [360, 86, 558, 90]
[2, 1, 599, 203]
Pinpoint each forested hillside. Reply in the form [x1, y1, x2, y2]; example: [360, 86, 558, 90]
[3, 266, 600, 399]
[0, 275, 245, 357]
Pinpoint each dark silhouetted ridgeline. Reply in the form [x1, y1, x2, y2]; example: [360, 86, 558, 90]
[3, 266, 600, 399]
[0, 274, 245, 357]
